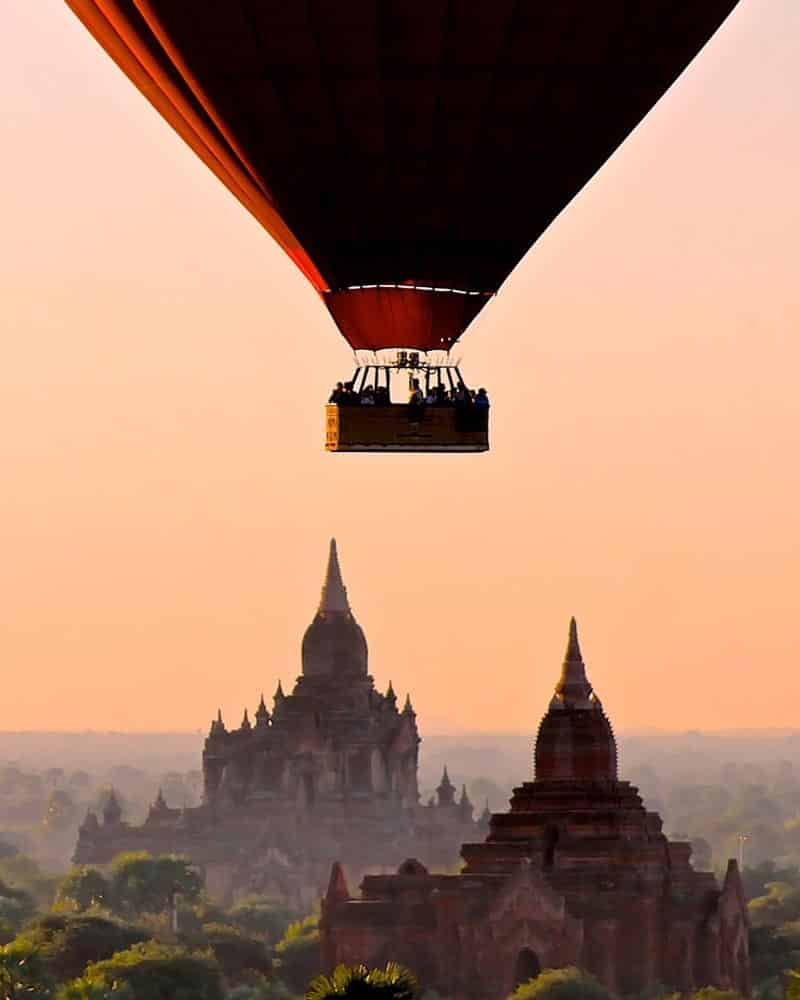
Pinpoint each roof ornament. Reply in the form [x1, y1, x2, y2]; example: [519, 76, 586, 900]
[551, 617, 596, 710]
[319, 538, 351, 615]
[255, 694, 270, 726]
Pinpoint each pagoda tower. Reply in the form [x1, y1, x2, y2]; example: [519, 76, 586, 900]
[321, 620, 751, 1000]
[301, 538, 368, 679]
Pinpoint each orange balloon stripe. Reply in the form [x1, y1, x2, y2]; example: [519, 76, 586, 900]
[64, 0, 328, 292]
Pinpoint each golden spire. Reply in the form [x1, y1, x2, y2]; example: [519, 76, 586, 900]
[552, 617, 595, 709]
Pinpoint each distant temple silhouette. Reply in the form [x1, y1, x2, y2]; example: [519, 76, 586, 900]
[321, 620, 751, 998]
[74, 540, 481, 907]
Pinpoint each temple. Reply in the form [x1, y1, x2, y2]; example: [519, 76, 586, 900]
[320, 620, 751, 998]
[73, 540, 480, 907]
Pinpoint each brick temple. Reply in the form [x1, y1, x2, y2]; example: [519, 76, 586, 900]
[320, 620, 751, 998]
[74, 541, 482, 907]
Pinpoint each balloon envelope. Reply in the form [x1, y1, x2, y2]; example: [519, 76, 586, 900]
[66, 0, 739, 351]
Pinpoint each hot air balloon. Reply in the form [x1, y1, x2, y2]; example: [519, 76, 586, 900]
[65, 1, 738, 452]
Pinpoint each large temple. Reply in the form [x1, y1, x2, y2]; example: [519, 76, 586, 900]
[73, 541, 481, 908]
[320, 620, 751, 998]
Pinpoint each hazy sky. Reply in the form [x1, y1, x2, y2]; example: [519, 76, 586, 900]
[2, 1, 799, 734]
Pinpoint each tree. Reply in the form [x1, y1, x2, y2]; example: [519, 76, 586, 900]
[305, 963, 418, 1000]
[227, 980, 296, 1000]
[228, 898, 295, 944]
[56, 868, 110, 912]
[109, 853, 202, 917]
[275, 915, 321, 994]
[18, 913, 148, 982]
[749, 883, 800, 928]
[58, 941, 224, 1000]
[0, 878, 36, 935]
[198, 923, 271, 982]
[507, 967, 613, 1000]
[0, 853, 60, 910]
[0, 938, 54, 1000]
[691, 990, 743, 1000]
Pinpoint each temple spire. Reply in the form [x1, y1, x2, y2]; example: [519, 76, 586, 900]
[255, 694, 270, 727]
[566, 616, 582, 662]
[437, 766, 456, 806]
[552, 617, 596, 709]
[319, 538, 350, 615]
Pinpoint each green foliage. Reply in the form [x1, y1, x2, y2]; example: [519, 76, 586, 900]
[17, 913, 148, 982]
[228, 899, 295, 943]
[60, 940, 224, 1000]
[227, 979, 299, 1000]
[741, 863, 800, 902]
[0, 878, 37, 937]
[275, 915, 321, 994]
[786, 971, 800, 1000]
[749, 922, 800, 987]
[0, 854, 61, 909]
[55, 868, 110, 913]
[629, 984, 679, 1000]
[749, 882, 800, 928]
[691, 990, 744, 1000]
[305, 962, 418, 1000]
[198, 922, 271, 982]
[109, 852, 202, 917]
[507, 967, 613, 1000]
[0, 937, 54, 999]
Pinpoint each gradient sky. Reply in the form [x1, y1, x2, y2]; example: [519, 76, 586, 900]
[2, 1, 799, 734]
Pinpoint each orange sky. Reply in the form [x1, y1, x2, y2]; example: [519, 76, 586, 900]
[2, 1, 799, 734]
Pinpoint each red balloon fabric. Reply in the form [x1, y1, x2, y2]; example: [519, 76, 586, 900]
[65, 0, 740, 351]
[324, 287, 491, 353]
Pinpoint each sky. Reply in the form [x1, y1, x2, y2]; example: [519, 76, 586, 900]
[2, 1, 799, 734]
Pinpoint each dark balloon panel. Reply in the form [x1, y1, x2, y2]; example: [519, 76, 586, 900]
[65, 0, 739, 351]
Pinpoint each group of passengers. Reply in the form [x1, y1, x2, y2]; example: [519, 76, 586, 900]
[328, 382, 390, 406]
[329, 379, 490, 409]
[407, 378, 490, 409]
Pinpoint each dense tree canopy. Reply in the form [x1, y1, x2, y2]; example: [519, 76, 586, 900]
[0, 938, 54, 1000]
[109, 853, 202, 917]
[18, 913, 148, 982]
[59, 940, 224, 1000]
[56, 868, 110, 913]
[228, 899, 295, 944]
[197, 922, 272, 982]
[507, 967, 613, 1000]
[275, 914, 322, 994]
